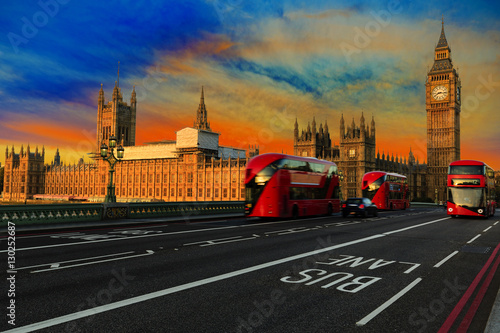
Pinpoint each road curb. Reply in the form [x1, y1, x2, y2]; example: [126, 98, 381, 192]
[484, 283, 500, 333]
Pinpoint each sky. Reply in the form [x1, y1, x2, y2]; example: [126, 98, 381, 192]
[1, 0, 499, 169]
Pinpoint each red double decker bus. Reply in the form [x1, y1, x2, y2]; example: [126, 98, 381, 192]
[447, 160, 496, 217]
[361, 171, 409, 210]
[244, 153, 340, 218]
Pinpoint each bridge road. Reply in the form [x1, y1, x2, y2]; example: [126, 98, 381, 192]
[1, 207, 499, 332]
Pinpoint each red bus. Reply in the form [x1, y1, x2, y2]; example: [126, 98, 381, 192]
[361, 171, 409, 210]
[244, 153, 340, 218]
[447, 160, 496, 217]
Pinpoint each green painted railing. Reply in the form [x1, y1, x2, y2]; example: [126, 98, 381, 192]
[0, 201, 244, 227]
[0, 204, 103, 226]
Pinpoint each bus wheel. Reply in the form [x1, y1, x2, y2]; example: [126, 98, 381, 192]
[292, 205, 299, 219]
[326, 203, 333, 216]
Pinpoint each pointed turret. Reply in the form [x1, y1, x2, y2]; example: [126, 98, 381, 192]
[340, 114, 345, 138]
[324, 119, 329, 134]
[131, 85, 136, 105]
[112, 80, 120, 101]
[370, 115, 375, 138]
[408, 147, 415, 165]
[194, 86, 211, 131]
[436, 17, 449, 49]
[360, 112, 366, 137]
[54, 148, 61, 166]
[430, 18, 453, 73]
[5, 146, 8, 159]
[312, 116, 316, 134]
[294, 118, 299, 141]
[98, 83, 105, 106]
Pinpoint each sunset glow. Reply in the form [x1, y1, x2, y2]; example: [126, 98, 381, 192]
[1, 1, 499, 169]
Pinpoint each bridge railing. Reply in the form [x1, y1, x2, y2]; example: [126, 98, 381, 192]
[0, 203, 104, 226]
[0, 201, 244, 227]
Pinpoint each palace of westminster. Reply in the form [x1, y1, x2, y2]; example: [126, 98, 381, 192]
[2, 23, 461, 203]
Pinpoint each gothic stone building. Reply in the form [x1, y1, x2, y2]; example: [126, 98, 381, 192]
[425, 21, 461, 202]
[294, 22, 461, 202]
[294, 114, 427, 201]
[3, 82, 258, 203]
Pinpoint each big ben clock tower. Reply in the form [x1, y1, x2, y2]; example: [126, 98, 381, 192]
[426, 19, 461, 202]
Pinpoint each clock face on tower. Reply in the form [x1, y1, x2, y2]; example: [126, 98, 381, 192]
[432, 85, 448, 100]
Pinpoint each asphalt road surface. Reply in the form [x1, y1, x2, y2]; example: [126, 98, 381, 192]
[1, 207, 499, 333]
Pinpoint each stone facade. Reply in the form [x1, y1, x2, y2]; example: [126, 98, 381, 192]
[3, 145, 45, 201]
[3, 83, 254, 203]
[97, 64, 136, 150]
[294, 114, 427, 200]
[425, 21, 461, 202]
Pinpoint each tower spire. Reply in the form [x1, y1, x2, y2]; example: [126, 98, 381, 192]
[194, 86, 211, 131]
[117, 61, 120, 87]
[436, 17, 449, 49]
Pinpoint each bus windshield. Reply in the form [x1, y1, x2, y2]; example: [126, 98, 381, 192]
[362, 175, 384, 200]
[449, 165, 484, 175]
[448, 188, 484, 207]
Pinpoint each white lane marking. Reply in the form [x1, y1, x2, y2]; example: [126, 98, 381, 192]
[184, 235, 260, 247]
[434, 251, 459, 268]
[31, 251, 155, 273]
[264, 227, 311, 235]
[5, 216, 452, 333]
[494, 221, 499, 225]
[383, 217, 451, 235]
[356, 278, 422, 326]
[16, 252, 135, 270]
[466, 234, 481, 244]
[0, 225, 239, 253]
[5, 232, 84, 240]
[3, 234, 386, 333]
[483, 226, 492, 232]
[399, 262, 421, 274]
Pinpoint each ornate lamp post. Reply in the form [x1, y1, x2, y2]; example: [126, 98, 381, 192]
[100, 135, 124, 203]
[338, 169, 344, 201]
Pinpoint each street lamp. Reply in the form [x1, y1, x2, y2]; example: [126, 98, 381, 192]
[100, 135, 124, 202]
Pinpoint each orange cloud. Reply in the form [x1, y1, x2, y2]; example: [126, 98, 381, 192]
[157, 33, 237, 75]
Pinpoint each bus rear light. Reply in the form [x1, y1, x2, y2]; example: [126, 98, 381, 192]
[342, 204, 346, 208]
[359, 204, 365, 209]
